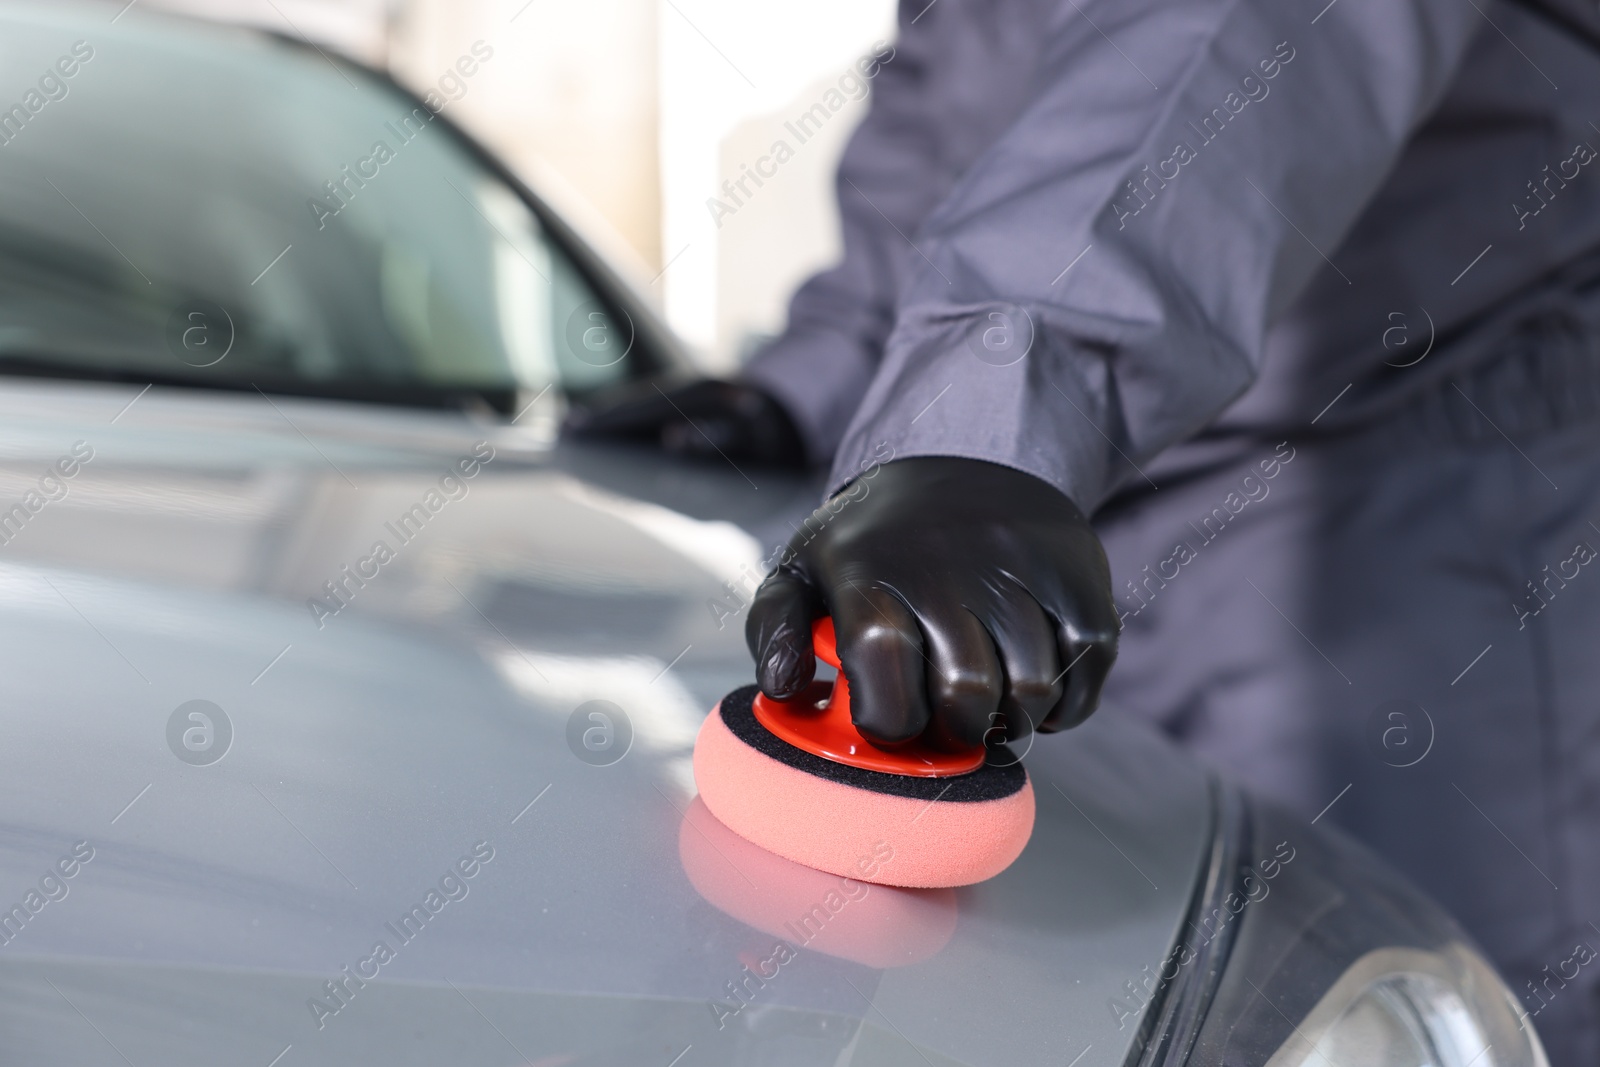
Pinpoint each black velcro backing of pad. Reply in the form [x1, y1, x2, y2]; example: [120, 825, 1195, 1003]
[718, 686, 1027, 802]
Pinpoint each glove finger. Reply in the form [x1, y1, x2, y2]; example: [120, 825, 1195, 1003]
[1038, 608, 1119, 732]
[918, 600, 1003, 749]
[831, 583, 929, 745]
[980, 584, 1063, 741]
[745, 568, 822, 699]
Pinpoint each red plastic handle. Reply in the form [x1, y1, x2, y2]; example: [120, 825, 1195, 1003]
[751, 618, 986, 778]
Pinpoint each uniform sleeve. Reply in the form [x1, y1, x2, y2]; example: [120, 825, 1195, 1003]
[740, 11, 954, 465]
[826, 0, 1485, 509]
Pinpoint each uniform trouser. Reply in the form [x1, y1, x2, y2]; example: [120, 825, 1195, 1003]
[1094, 335, 1600, 1065]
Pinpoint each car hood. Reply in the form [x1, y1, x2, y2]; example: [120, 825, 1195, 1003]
[0, 381, 1212, 1067]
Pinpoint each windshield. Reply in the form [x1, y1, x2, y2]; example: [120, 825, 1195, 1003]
[0, 6, 642, 411]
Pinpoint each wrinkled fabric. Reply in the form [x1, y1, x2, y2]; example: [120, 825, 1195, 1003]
[743, 0, 1600, 510]
[1094, 340, 1600, 1064]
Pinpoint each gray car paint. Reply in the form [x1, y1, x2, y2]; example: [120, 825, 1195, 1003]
[0, 378, 1213, 1066]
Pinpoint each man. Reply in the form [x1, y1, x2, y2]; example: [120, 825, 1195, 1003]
[571, 0, 1600, 1058]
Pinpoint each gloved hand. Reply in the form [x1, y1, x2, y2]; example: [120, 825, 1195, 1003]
[562, 378, 807, 468]
[746, 457, 1118, 748]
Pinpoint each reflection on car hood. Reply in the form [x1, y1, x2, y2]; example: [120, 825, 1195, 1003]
[0, 381, 1213, 1067]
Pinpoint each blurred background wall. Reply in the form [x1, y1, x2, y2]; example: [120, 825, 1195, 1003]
[141, 0, 898, 372]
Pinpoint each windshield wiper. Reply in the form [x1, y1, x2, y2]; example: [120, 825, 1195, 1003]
[0, 353, 520, 414]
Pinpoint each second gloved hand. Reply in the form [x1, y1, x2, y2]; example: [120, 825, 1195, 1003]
[562, 378, 807, 468]
[746, 457, 1119, 748]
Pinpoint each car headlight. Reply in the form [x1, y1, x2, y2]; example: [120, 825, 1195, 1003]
[1131, 788, 1548, 1067]
[1268, 946, 1544, 1067]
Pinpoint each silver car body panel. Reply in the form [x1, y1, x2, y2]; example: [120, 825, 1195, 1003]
[0, 380, 1214, 1065]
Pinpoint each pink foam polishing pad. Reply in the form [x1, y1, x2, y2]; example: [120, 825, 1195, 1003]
[692, 686, 1035, 889]
[678, 796, 958, 968]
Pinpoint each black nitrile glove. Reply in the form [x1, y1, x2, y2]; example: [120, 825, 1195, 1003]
[746, 457, 1119, 748]
[562, 378, 807, 468]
